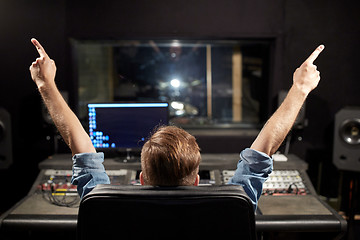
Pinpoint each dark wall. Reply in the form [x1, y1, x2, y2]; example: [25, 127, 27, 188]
[282, 1, 360, 197]
[66, 0, 284, 38]
[283, 1, 360, 151]
[0, 0, 66, 212]
[0, 0, 359, 211]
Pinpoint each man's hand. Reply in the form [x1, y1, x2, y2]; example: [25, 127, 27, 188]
[293, 45, 325, 95]
[29, 38, 57, 88]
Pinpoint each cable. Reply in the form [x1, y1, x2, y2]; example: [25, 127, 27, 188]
[287, 183, 299, 195]
[39, 182, 80, 208]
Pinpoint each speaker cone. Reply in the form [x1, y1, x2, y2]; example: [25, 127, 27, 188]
[339, 118, 360, 145]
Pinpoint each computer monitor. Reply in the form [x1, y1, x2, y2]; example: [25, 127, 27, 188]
[88, 102, 169, 160]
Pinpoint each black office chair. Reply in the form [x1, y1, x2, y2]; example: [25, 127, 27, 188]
[77, 184, 256, 240]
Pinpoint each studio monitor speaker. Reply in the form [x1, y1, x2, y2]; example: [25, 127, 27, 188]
[333, 107, 360, 172]
[0, 108, 12, 169]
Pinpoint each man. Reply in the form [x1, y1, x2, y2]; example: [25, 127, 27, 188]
[29, 38, 324, 210]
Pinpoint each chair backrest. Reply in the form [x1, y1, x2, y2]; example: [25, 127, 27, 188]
[77, 184, 256, 240]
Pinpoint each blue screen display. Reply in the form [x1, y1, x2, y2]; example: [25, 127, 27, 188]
[88, 102, 169, 149]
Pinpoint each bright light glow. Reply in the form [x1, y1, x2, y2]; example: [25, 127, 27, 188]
[171, 40, 180, 47]
[171, 101, 184, 110]
[175, 110, 185, 116]
[170, 78, 181, 88]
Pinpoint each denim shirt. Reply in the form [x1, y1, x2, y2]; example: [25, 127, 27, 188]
[227, 148, 273, 210]
[71, 152, 110, 198]
[71, 148, 272, 210]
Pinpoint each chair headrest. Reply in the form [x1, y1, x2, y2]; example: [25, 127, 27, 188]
[81, 184, 251, 202]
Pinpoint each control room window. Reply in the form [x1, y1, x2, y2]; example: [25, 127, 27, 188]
[72, 40, 270, 128]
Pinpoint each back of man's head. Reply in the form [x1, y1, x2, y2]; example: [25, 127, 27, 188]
[140, 126, 201, 186]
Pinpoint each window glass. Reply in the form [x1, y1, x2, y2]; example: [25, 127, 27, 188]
[72, 40, 270, 128]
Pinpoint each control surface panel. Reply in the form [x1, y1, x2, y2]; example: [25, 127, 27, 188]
[222, 169, 310, 196]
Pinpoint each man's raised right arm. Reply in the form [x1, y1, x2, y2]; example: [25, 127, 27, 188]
[29, 38, 95, 156]
[251, 45, 325, 156]
[229, 45, 325, 211]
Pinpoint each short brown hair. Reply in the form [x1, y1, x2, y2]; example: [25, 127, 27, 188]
[141, 126, 201, 186]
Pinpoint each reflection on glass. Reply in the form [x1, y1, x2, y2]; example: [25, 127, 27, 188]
[72, 40, 270, 128]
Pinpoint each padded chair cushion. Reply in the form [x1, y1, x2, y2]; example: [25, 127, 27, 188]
[77, 184, 256, 240]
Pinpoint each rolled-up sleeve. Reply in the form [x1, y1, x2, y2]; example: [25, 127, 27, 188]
[228, 148, 273, 210]
[71, 152, 110, 199]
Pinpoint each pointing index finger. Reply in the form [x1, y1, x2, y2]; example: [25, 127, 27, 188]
[31, 38, 48, 58]
[305, 44, 325, 64]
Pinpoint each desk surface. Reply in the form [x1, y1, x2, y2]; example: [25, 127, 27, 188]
[0, 153, 346, 239]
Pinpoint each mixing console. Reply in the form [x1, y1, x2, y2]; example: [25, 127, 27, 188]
[1, 154, 347, 240]
[37, 169, 131, 207]
[37, 170, 78, 207]
[222, 169, 309, 195]
[36, 167, 309, 208]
